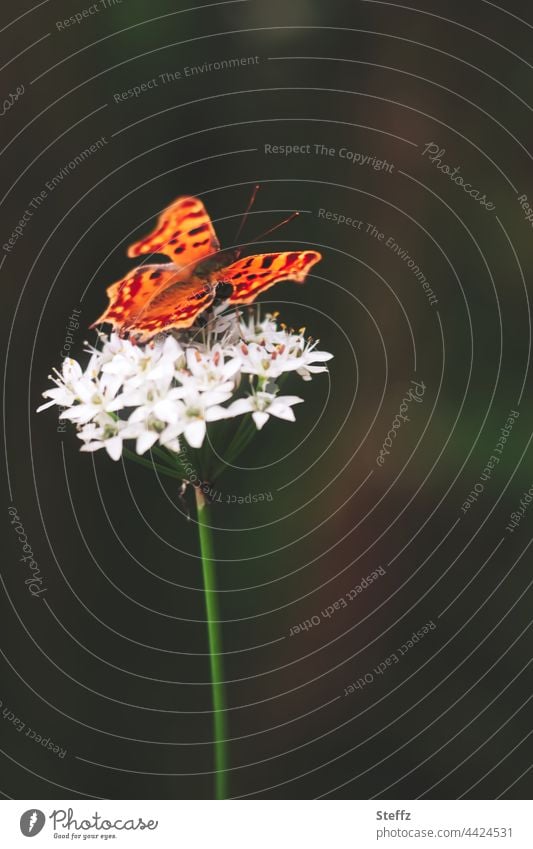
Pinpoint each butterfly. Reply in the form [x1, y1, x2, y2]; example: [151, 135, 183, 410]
[90, 193, 322, 342]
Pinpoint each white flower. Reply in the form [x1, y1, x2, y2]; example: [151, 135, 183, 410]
[84, 332, 136, 379]
[57, 369, 123, 424]
[239, 312, 287, 347]
[295, 341, 334, 381]
[227, 391, 304, 430]
[38, 309, 333, 457]
[120, 380, 185, 455]
[206, 306, 242, 340]
[100, 334, 184, 388]
[181, 344, 241, 393]
[119, 409, 183, 455]
[77, 413, 126, 461]
[121, 417, 180, 455]
[234, 341, 298, 381]
[177, 389, 233, 448]
[119, 377, 184, 419]
[37, 358, 84, 411]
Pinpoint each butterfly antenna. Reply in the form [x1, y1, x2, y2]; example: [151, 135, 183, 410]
[246, 210, 299, 246]
[233, 184, 260, 245]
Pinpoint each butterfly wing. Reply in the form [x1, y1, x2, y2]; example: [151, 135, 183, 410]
[90, 265, 215, 340]
[123, 278, 215, 342]
[127, 195, 220, 266]
[222, 251, 322, 305]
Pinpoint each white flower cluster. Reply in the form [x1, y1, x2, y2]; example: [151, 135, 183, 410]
[38, 311, 333, 461]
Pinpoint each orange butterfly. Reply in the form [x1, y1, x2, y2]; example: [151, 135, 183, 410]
[90, 193, 322, 342]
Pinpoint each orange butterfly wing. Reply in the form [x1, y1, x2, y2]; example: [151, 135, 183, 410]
[122, 278, 216, 342]
[223, 250, 322, 305]
[90, 265, 214, 341]
[92, 193, 321, 340]
[127, 195, 220, 266]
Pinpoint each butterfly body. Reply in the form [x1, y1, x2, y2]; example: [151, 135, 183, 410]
[194, 248, 241, 277]
[91, 194, 321, 342]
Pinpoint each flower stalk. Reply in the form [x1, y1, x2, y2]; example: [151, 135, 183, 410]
[195, 486, 228, 800]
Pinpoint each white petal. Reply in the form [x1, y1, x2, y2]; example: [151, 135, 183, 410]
[60, 404, 98, 424]
[77, 425, 99, 442]
[80, 441, 105, 453]
[147, 360, 174, 381]
[252, 411, 269, 430]
[202, 389, 233, 406]
[197, 380, 235, 395]
[226, 398, 253, 417]
[105, 436, 124, 461]
[184, 420, 206, 448]
[205, 405, 231, 422]
[72, 379, 97, 404]
[268, 405, 296, 422]
[273, 395, 304, 407]
[127, 405, 151, 424]
[306, 351, 333, 362]
[185, 347, 198, 369]
[304, 365, 329, 374]
[222, 358, 242, 379]
[62, 359, 83, 380]
[101, 355, 134, 375]
[159, 422, 184, 444]
[164, 438, 181, 453]
[136, 430, 159, 455]
[99, 374, 124, 398]
[159, 437, 181, 454]
[162, 335, 182, 359]
[153, 398, 181, 423]
[36, 398, 58, 412]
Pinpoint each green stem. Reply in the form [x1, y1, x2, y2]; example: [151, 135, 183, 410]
[211, 417, 256, 481]
[152, 445, 187, 477]
[195, 487, 228, 799]
[122, 447, 184, 480]
[227, 420, 258, 462]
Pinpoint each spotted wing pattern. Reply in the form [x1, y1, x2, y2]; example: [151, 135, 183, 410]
[222, 250, 322, 305]
[90, 265, 215, 340]
[127, 195, 220, 266]
[92, 193, 322, 341]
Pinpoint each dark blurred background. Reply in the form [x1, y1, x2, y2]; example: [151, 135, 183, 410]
[1, 0, 532, 799]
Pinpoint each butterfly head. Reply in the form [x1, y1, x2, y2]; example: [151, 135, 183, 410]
[213, 281, 234, 304]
